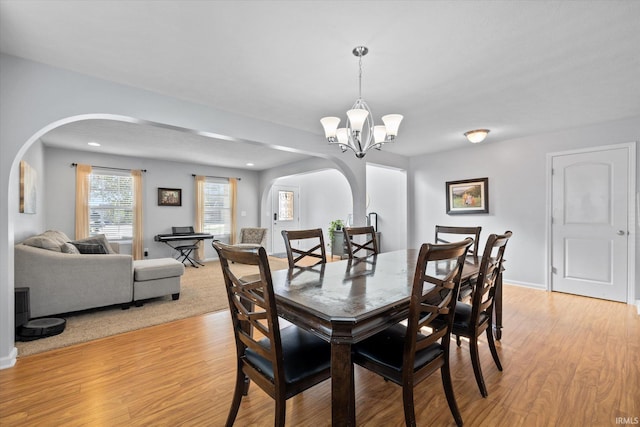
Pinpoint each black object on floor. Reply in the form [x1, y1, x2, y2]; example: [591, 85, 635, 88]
[17, 318, 66, 341]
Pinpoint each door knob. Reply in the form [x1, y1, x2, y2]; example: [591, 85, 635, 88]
[617, 230, 626, 235]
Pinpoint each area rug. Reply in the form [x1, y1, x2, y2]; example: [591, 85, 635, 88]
[15, 257, 290, 357]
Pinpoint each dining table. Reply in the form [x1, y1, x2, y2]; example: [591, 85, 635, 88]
[270, 248, 500, 426]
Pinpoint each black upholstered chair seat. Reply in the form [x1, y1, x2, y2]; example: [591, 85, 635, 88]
[246, 325, 331, 385]
[353, 323, 443, 378]
[451, 302, 489, 330]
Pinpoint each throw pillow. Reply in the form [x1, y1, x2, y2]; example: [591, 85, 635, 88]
[70, 242, 108, 254]
[42, 230, 72, 246]
[72, 234, 116, 254]
[21, 235, 62, 252]
[60, 242, 80, 254]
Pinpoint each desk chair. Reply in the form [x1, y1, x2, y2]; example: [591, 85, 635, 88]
[343, 226, 379, 259]
[281, 228, 327, 268]
[352, 238, 473, 427]
[212, 242, 331, 426]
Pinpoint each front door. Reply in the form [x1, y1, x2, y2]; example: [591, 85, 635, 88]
[550, 145, 631, 302]
[271, 186, 300, 254]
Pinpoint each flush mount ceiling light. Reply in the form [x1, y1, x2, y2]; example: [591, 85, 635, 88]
[87, 141, 101, 147]
[464, 129, 490, 143]
[320, 46, 403, 159]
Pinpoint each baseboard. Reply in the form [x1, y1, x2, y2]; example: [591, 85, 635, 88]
[0, 347, 18, 370]
[503, 280, 546, 290]
[636, 300, 640, 315]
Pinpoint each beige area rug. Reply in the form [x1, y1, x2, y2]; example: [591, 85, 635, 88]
[15, 257, 290, 357]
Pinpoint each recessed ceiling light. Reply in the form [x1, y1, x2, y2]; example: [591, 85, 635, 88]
[246, 163, 254, 167]
[87, 142, 101, 147]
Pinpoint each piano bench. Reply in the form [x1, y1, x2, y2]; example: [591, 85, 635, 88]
[133, 258, 185, 306]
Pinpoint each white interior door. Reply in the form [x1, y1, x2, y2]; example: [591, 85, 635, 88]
[551, 146, 629, 302]
[271, 186, 300, 254]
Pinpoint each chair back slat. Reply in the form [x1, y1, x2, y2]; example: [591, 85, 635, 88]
[344, 226, 379, 258]
[281, 228, 327, 268]
[435, 225, 482, 257]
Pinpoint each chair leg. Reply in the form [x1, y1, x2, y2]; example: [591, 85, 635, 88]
[469, 336, 488, 398]
[225, 368, 245, 427]
[486, 324, 503, 371]
[402, 383, 417, 427]
[441, 360, 464, 427]
[274, 398, 286, 427]
[456, 334, 462, 347]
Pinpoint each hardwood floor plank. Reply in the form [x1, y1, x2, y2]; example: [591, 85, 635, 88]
[1, 285, 638, 426]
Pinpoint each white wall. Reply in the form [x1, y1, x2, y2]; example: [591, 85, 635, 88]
[273, 169, 352, 252]
[409, 116, 639, 292]
[41, 146, 260, 261]
[366, 163, 407, 252]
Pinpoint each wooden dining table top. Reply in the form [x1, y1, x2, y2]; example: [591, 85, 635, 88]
[270, 248, 481, 342]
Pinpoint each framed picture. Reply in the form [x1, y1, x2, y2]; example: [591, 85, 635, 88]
[446, 177, 489, 215]
[158, 188, 182, 206]
[20, 160, 37, 214]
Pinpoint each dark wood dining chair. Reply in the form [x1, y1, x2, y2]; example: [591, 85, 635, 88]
[435, 225, 482, 298]
[281, 228, 327, 269]
[212, 242, 331, 426]
[450, 231, 512, 398]
[343, 226, 378, 259]
[352, 238, 473, 427]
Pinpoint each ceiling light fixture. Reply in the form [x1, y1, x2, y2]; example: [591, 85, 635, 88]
[320, 46, 403, 159]
[87, 141, 101, 147]
[464, 129, 490, 143]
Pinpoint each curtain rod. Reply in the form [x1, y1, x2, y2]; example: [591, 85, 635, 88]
[192, 174, 241, 181]
[71, 163, 147, 173]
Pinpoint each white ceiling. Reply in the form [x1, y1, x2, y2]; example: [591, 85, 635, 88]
[1, 0, 639, 169]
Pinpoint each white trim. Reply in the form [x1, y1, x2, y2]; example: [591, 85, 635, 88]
[503, 280, 546, 290]
[0, 347, 17, 370]
[546, 142, 636, 305]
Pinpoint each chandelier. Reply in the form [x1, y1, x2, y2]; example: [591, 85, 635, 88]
[320, 46, 403, 158]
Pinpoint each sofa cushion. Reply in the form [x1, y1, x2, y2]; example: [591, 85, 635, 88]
[21, 235, 62, 252]
[133, 258, 184, 281]
[71, 234, 116, 254]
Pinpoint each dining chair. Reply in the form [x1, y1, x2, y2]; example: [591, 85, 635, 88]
[352, 238, 473, 427]
[212, 242, 331, 426]
[449, 231, 512, 398]
[343, 226, 378, 259]
[435, 225, 482, 298]
[281, 228, 327, 269]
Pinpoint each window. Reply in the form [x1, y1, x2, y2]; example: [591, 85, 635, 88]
[203, 178, 231, 240]
[88, 171, 133, 241]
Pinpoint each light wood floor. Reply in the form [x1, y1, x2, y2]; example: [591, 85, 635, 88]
[1, 285, 638, 426]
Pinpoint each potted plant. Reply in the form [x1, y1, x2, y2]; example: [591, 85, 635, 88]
[328, 219, 345, 249]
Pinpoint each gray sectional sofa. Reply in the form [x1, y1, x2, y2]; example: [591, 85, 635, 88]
[14, 230, 185, 318]
[15, 231, 134, 318]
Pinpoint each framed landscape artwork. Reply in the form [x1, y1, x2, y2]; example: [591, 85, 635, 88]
[158, 188, 182, 206]
[446, 177, 489, 215]
[19, 160, 37, 214]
